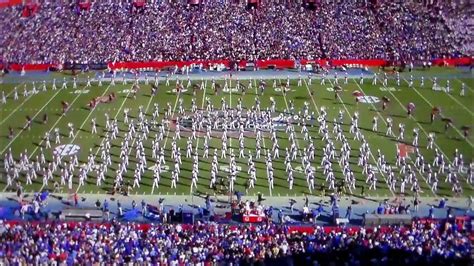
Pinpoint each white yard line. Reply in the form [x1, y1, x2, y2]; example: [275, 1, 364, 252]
[302, 79, 321, 117]
[67, 84, 113, 144]
[38, 82, 108, 192]
[254, 80, 267, 151]
[0, 93, 35, 126]
[353, 79, 433, 196]
[303, 78, 337, 195]
[379, 78, 454, 164]
[278, 78, 301, 150]
[424, 78, 473, 116]
[304, 78, 373, 195]
[185, 81, 209, 195]
[387, 78, 473, 187]
[326, 79, 394, 196]
[93, 89, 135, 157]
[129, 88, 156, 151]
[75, 87, 135, 193]
[1, 88, 64, 155]
[161, 93, 181, 151]
[402, 77, 473, 147]
[428, 77, 474, 116]
[454, 78, 474, 93]
[229, 77, 233, 148]
[444, 92, 474, 116]
[195, 81, 208, 153]
[2, 81, 26, 99]
[379, 79, 474, 190]
[28, 86, 92, 160]
[126, 86, 157, 181]
[254, 79, 271, 195]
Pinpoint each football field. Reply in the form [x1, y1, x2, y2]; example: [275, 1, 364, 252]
[0, 68, 472, 198]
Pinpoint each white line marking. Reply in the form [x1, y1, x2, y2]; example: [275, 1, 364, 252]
[68, 84, 113, 143]
[326, 78, 394, 196]
[379, 77, 455, 166]
[0, 93, 34, 126]
[454, 78, 473, 93]
[28, 85, 91, 160]
[403, 77, 473, 147]
[1, 88, 64, 155]
[353, 78, 431, 196]
[426, 78, 473, 116]
[162, 93, 180, 150]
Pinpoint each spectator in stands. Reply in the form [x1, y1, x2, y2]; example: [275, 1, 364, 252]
[0, 1, 469, 64]
[0, 219, 471, 264]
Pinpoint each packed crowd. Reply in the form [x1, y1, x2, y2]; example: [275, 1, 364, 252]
[0, 219, 471, 265]
[0, 1, 470, 64]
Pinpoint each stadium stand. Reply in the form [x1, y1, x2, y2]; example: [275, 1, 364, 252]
[0, 219, 472, 265]
[0, 1, 470, 65]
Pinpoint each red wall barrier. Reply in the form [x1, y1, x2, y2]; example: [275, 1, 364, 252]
[301, 59, 329, 66]
[3, 57, 471, 72]
[7, 63, 57, 71]
[0, 0, 22, 8]
[329, 59, 388, 67]
[108, 60, 231, 70]
[255, 59, 295, 69]
[106, 58, 386, 70]
[432, 57, 472, 66]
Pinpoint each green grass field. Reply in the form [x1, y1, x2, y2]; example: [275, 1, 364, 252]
[0, 68, 473, 198]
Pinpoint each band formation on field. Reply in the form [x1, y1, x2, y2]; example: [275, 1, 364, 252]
[0, 69, 472, 200]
